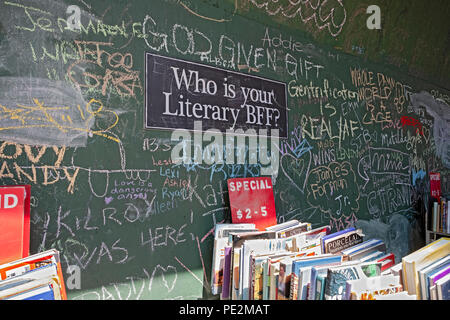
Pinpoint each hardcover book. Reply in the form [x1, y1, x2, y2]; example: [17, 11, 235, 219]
[220, 246, 232, 300]
[426, 264, 450, 300]
[322, 228, 364, 254]
[276, 222, 311, 239]
[277, 257, 294, 300]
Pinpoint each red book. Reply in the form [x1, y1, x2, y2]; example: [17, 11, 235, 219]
[227, 177, 277, 230]
[0, 185, 31, 265]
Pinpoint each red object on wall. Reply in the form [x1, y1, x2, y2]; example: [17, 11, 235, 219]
[227, 177, 277, 230]
[430, 172, 441, 200]
[0, 185, 31, 264]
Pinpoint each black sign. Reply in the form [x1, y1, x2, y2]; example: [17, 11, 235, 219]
[145, 53, 288, 137]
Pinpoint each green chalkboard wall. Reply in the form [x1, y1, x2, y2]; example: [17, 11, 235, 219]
[0, 0, 448, 300]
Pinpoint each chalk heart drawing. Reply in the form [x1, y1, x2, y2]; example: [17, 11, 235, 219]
[281, 152, 311, 193]
[152, 265, 177, 293]
[104, 197, 114, 204]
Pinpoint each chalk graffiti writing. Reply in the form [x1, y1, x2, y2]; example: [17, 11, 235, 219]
[249, 0, 347, 37]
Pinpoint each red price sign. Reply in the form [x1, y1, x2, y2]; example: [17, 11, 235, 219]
[227, 177, 277, 230]
[430, 172, 441, 199]
[0, 185, 30, 264]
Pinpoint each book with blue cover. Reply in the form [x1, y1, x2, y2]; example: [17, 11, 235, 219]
[315, 274, 327, 300]
[427, 264, 450, 300]
[6, 284, 55, 300]
[435, 273, 450, 300]
[341, 239, 385, 261]
[341, 239, 381, 256]
[308, 265, 334, 300]
[290, 254, 342, 300]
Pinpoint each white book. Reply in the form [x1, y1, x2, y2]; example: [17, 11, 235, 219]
[214, 223, 256, 239]
[0, 263, 58, 291]
[359, 251, 384, 263]
[0, 249, 60, 281]
[346, 274, 402, 300]
[391, 262, 403, 276]
[297, 267, 313, 300]
[265, 220, 299, 232]
[430, 284, 438, 300]
[269, 262, 280, 300]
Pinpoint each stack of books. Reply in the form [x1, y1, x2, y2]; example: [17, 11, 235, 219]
[0, 249, 67, 300]
[431, 198, 450, 234]
[210, 220, 420, 300]
[402, 237, 450, 300]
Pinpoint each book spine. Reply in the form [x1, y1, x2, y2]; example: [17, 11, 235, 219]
[442, 199, 447, 232]
[290, 273, 298, 300]
[447, 200, 450, 234]
[433, 202, 438, 232]
[316, 277, 325, 300]
[249, 257, 255, 300]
